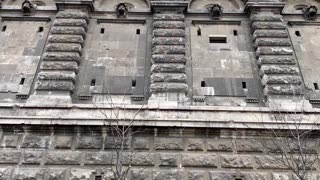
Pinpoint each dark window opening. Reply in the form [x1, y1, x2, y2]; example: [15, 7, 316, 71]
[91, 79, 96, 86]
[295, 31, 301, 37]
[197, 28, 201, 36]
[132, 80, 136, 87]
[19, 78, 25, 85]
[209, 36, 227, 43]
[314, 83, 319, 90]
[136, 29, 140, 34]
[100, 28, 105, 34]
[235, 179, 242, 180]
[242, 82, 247, 89]
[233, 30, 238, 36]
[38, 27, 43, 32]
[201, 81, 206, 87]
[2, 26, 7, 32]
[95, 176, 102, 180]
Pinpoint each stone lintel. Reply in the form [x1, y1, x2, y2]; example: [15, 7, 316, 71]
[54, 0, 94, 11]
[151, 1, 188, 14]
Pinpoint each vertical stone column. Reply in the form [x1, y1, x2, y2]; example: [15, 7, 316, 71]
[246, 1, 304, 98]
[150, 1, 188, 106]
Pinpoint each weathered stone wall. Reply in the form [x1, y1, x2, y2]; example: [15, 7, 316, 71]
[0, 125, 318, 180]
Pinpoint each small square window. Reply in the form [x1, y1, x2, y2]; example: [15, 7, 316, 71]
[295, 31, 301, 37]
[197, 28, 201, 36]
[314, 83, 319, 90]
[38, 27, 43, 32]
[209, 36, 227, 43]
[100, 28, 105, 34]
[233, 30, 238, 36]
[201, 81, 206, 87]
[91, 79, 96, 86]
[136, 29, 140, 34]
[132, 80, 136, 87]
[19, 78, 25, 85]
[2, 26, 7, 32]
[242, 82, 247, 89]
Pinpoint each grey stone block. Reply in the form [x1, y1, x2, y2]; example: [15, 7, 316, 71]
[207, 139, 233, 152]
[47, 169, 66, 180]
[220, 155, 253, 168]
[153, 37, 185, 45]
[236, 139, 263, 152]
[152, 45, 185, 54]
[209, 172, 235, 180]
[150, 83, 188, 93]
[131, 169, 152, 180]
[153, 21, 185, 29]
[77, 136, 102, 149]
[40, 62, 78, 71]
[264, 84, 303, 95]
[38, 71, 76, 82]
[151, 64, 185, 73]
[152, 55, 186, 63]
[252, 22, 286, 29]
[256, 47, 293, 56]
[0, 167, 12, 180]
[189, 171, 205, 180]
[42, 52, 81, 63]
[53, 19, 87, 28]
[186, 138, 204, 151]
[56, 11, 89, 22]
[253, 30, 288, 39]
[46, 151, 81, 165]
[13, 168, 45, 180]
[154, 170, 182, 180]
[260, 65, 299, 75]
[153, 29, 185, 37]
[243, 172, 269, 180]
[105, 136, 130, 149]
[131, 153, 154, 166]
[51, 27, 86, 37]
[46, 43, 82, 54]
[254, 38, 291, 47]
[21, 134, 51, 149]
[22, 151, 43, 164]
[84, 152, 113, 165]
[133, 137, 150, 150]
[182, 154, 217, 167]
[153, 14, 184, 21]
[70, 169, 94, 180]
[261, 75, 302, 85]
[159, 153, 178, 166]
[155, 138, 183, 150]
[258, 56, 296, 65]
[48, 35, 84, 45]
[0, 151, 21, 164]
[250, 14, 282, 22]
[272, 173, 291, 180]
[151, 73, 186, 83]
[54, 135, 73, 149]
[35, 80, 74, 91]
[255, 155, 287, 169]
[1, 135, 20, 148]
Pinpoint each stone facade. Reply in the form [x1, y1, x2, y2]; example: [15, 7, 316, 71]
[0, 0, 320, 180]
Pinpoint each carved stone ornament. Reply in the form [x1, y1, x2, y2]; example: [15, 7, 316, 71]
[208, 4, 223, 19]
[116, 3, 128, 18]
[22, 0, 35, 15]
[304, 5, 318, 20]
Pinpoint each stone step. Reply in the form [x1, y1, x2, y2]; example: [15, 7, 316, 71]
[38, 71, 76, 82]
[153, 29, 185, 37]
[150, 82, 188, 93]
[35, 80, 74, 91]
[151, 73, 186, 83]
[153, 21, 185, 29]
[260, 65, 299, 75]
[50, 27, 86, 37]
[256, 47, 293, 56]
[153, 14, 184, 21]
[152, 45, 185, 54]
[40, 61, 78, 71]
[261, 75, 302, 85]
[48, 35, 84, 46]
[46, 43, 82, 54]
[56, 11, 89, 23]
[151, 63, 185, 73]
[53, 19, 88, 29]
[253, 30, 288, 39]
[42, 52, 81, 64]
[264, 84, 303, 95]
[152, 37, 185, 45]
[250, 15, 283, 22]
[254, 38, 291, 47]
[258, 56, 296, 66]
[251, 22, 286, 30]
[152, 55, 186, 63]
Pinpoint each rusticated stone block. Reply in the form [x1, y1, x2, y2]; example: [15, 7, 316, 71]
[84, 152, 113, 165]
[250, 15, 282, 22]
[56, 11, 89, 22]
[150, 83, 188, 93]
[70, 169, 94, 180]
[182, 154, 217, 167]
[272, 173, 291, 180]
[40, 62, 78, 71]
[54, 135, 73, 149]
[38, 71, 76, 82]
[153, 14, 184, 21]
[152, 54, 186, 63]
[264, 84, 303, 95]
[262, 75, 302, 85]
[0, 151, 21, 164]
[46, 151, 81, 165]
[255, 155, 286, 169]
[260, 65, 299, 75]
[22, 151, 43, 164]
[207, 139, 233, 152]
[153, 37, 185, 45]
[48, 35, 84, 45]
[252, 22, 286, 29]
[186, 138, 204, 151]
[159, 153, 178, 166]
[35, 80, 74, 91]
[243, 172, 269, 180]
[220, 155, 253, 168]
[0, 167, 12, 180]
[131, 153, 154, 166]
[13, 168, 45, 180]
[256, 47, 293, 56]
[132, 169, 152, 180]
[151, 73, 186, 83]
[258, 56, 296, 65]
[209, 172, 235, 180]
[155, 138, 183, 150]
[42, 52, 81, 63]
[151, 64, 185, 73]
[46, 43, 82, 54]
[254, 38, 291, 47]
[154, 170, 182, 180]
[253, 30, 288, 39]
[53, 19, 87, 28]
[153, 21, 185, 29]
[105, 136, 130, 149]
[189, 171, 205, 180]
[21, 134, 51, 149]
[133, 137, 150, 150]
[236, 139, 263, 152]
[1, 134, 20, 148]
[51, 27, 86, 37]
[153, 29, 185, 37]
[77, 136, 102, 149]
[48, 169, 66, 180]
[153, 45, 185, 54]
